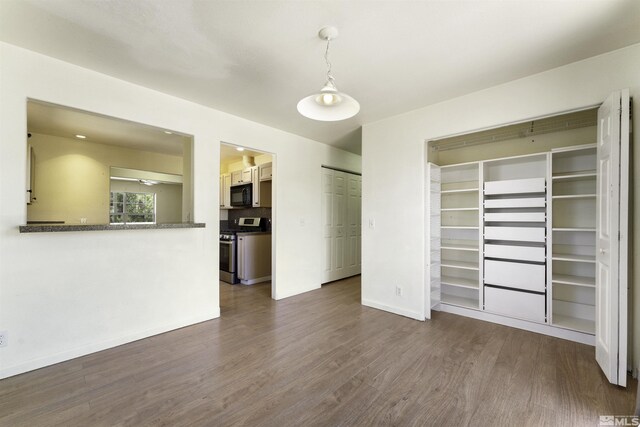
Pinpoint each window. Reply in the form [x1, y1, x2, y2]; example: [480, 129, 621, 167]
[110, 192, 156, 224]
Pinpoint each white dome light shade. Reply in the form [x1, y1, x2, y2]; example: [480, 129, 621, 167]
[297, 82, 360, 121]
[298, 26, 360, 122]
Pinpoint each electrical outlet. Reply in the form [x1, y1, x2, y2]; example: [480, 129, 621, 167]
[0, 331, 7, 347]
[395, 286, 402, 297]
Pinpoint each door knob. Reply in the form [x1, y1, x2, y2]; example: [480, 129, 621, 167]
[599, 249, 605, 254]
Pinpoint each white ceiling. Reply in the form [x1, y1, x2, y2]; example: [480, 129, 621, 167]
[27, 101, 189, 156]
[3, 1, 640, 154]
[220, 143, 266, 165]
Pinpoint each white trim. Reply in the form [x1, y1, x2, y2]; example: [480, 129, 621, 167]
[550, 143, 597, 153]
[439, 304, 595, 345]
[0, 310, 220, 380]
[618, 88, 630, 386]
[426, 104, 600, 144]
[362, 298, 425, 321]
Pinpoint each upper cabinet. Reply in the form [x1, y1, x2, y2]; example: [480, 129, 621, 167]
[259, 162, 272, 181]
[220, 173, 232, 209]
[231, 169, 252, 186]
[252, 166, 272, 207]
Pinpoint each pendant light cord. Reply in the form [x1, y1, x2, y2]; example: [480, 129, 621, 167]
[325, 38, 335, 87]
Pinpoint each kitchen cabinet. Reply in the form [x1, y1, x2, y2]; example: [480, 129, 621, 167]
[237, 233, 271, 285]
[251, 166, 272, 207]
[220, 173, 232, 209]
[231, 169, 252, 186]
[259, 162, 272, 181]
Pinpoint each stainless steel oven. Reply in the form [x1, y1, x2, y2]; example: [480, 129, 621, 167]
[220, 233, 238, 284]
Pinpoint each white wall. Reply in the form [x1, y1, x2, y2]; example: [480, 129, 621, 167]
[27, 132, 183, 224]
[362, 44, 640, 368]
[0, 42, 360, 378]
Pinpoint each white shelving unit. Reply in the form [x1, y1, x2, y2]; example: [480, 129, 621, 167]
[426, 163, 441, 311]
[482, 154, 548, 323]
[428, 148, 599, 336]
[549, 145, 597, 334]
[439, 162, 481, 310]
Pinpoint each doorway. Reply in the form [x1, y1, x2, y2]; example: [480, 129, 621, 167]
[219, 142, 275, 309]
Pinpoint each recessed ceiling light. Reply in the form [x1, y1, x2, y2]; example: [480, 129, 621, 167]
[236, 147, 245, 152]
[75, 134, 87, 139]
[164, 130, 173, 134]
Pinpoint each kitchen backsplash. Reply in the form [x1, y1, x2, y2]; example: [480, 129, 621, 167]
[222, 207, 272, 231]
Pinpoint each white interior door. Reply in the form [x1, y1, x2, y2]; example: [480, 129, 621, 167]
[322, 168, 334, 283]
[595, 89, 629, 387]
[322, 168, 361, 284]
[345, 174, 362, 277]
[333, 171, 347, 280]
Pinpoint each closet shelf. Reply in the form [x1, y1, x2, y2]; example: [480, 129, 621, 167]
[441, 276, 479, 289]
[552, 227, 596, 232]
[441, 293, 479, 309]
[441, 241, 479, 251]
[552, 314, 595, 335]
[441, 260, 479, 271]
[552, 274, 595, 288]
[551, 253, 596, 263]
[441, 188, 479, 194]
[552, 194, 596, 199]
[441, 207, 479, 211]
[441, 226, 479, 230]
[551, 170, 596, 181]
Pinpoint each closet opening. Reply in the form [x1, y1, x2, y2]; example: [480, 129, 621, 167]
[424, 91, 631, 387]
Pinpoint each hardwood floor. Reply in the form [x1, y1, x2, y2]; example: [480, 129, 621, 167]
[0, 276, 635, 426]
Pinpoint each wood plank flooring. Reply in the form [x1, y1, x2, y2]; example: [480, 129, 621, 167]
[0, 276, 635, 426]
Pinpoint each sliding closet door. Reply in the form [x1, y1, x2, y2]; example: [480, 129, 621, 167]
[595, 89, 630, 387]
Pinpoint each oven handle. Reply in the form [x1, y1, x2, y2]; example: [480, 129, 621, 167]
[220, 241, 234, 245]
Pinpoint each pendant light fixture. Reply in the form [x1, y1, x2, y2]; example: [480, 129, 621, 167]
[297, 26, 360, 121]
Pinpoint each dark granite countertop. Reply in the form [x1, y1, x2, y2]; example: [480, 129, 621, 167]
[19, 223, 206, 233]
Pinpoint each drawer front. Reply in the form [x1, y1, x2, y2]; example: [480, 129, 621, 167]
[484, 286, 546, 323]
[484, 226, 545, 242]
[484, 212, 546, 223]
[484, 259, 545, 292]
[484, 197, 546, 209]
[484, 177, 546, 195]
[484, 244, 546, 263]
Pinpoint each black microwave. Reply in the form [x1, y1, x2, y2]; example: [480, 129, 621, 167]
[230, 183, 252, 207]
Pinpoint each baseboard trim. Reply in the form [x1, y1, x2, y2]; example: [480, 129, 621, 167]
[437, 303, 595, 345]
[362, 298, 424, 321]
[0, 309, 220, 379]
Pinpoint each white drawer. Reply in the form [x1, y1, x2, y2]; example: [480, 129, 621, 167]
[484, 178, 546, 195]
[484, 212, 546, 222]
[484, 244, 546, 262]
[484, 226, 545, 242]
[484, 197, 546, 209]
[484, 286, 546, 323]
[484, 259, 546, 292]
